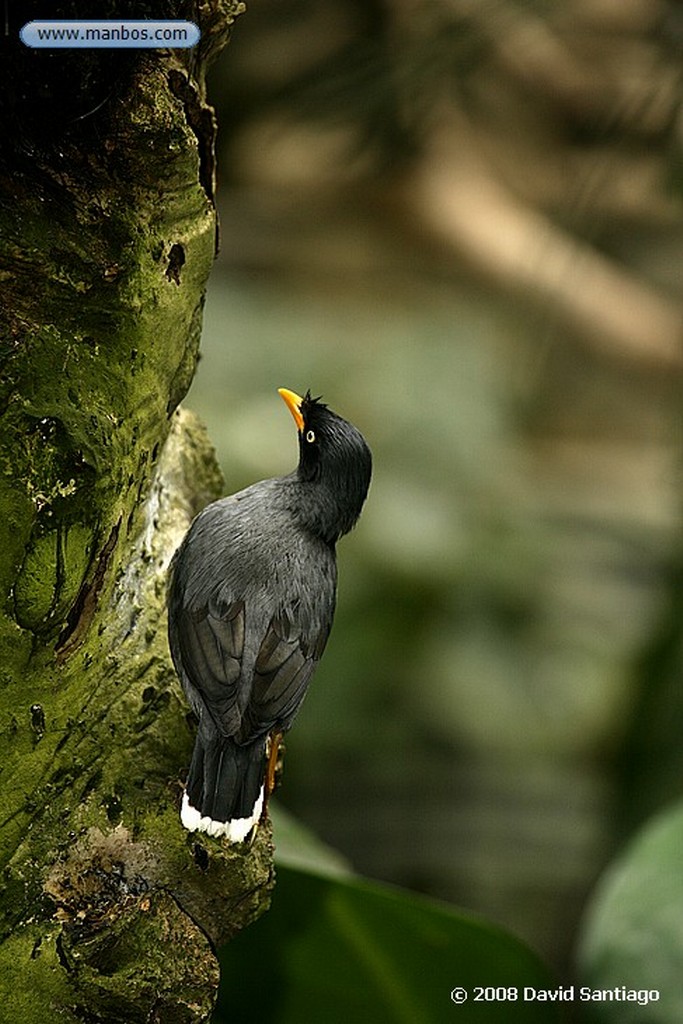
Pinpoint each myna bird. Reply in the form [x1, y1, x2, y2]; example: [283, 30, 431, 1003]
[167, 388, 372, 841]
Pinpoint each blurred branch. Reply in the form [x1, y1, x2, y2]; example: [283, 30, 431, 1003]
[444, 0, 676, 133]
[407, 104, 683, 371]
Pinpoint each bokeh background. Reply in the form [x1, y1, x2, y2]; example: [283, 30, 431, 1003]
[186, 0, 683, 976]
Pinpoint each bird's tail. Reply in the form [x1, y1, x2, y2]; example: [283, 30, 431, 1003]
[181, 733, 266, 842]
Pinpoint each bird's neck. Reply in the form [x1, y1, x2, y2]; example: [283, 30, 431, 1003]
[284, 473, 360, 546]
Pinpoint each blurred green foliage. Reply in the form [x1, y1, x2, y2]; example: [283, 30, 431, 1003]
[214, 863, 561, 1024]
[577, 799, 683, 1023]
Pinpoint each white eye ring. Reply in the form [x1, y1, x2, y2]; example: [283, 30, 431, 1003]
[305, 429, 316, 443]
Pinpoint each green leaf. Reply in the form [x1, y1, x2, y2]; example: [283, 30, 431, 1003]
[268, 801, 353, 878]
[577, 800, 683, 1023]
[214, 865, 561, 1023]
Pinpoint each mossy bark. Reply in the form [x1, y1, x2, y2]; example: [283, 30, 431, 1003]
[0, 4, 274, 1021]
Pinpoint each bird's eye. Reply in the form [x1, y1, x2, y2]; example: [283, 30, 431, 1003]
[305, 429, 316, 443]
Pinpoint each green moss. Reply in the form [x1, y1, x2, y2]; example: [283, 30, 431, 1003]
[13, 531, 58, 629]
[13, 524, 94, 632]
[0, 924, 81, 1024]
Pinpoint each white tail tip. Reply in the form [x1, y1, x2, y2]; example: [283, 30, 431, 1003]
[180, 788, 264, 843]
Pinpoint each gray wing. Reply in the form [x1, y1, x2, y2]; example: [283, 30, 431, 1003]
[239, 609, 331, 742]
[170, 589, 247, 737]
[170, 595, 330, 743]
[169, 569, 332, 746]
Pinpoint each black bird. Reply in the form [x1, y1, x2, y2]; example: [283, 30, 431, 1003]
[167, 388, 372, 841]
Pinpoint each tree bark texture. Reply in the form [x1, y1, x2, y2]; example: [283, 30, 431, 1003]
[0, 4, 274, 1021]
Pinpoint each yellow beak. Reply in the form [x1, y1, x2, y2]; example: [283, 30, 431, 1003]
[278, 388, 305, 433]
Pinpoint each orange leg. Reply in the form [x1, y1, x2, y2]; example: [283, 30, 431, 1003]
[261, 731, 284, 821]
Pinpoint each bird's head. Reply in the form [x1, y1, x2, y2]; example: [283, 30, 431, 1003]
[279, 387, 372, 544]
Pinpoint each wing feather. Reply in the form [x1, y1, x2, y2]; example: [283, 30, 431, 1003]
[237, 613, 330, 740]
[172, 596, 329, 744]
[173, 601, 245, 735]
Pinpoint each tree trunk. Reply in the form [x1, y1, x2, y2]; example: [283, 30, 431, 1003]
[0, 4, 273, 1021]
